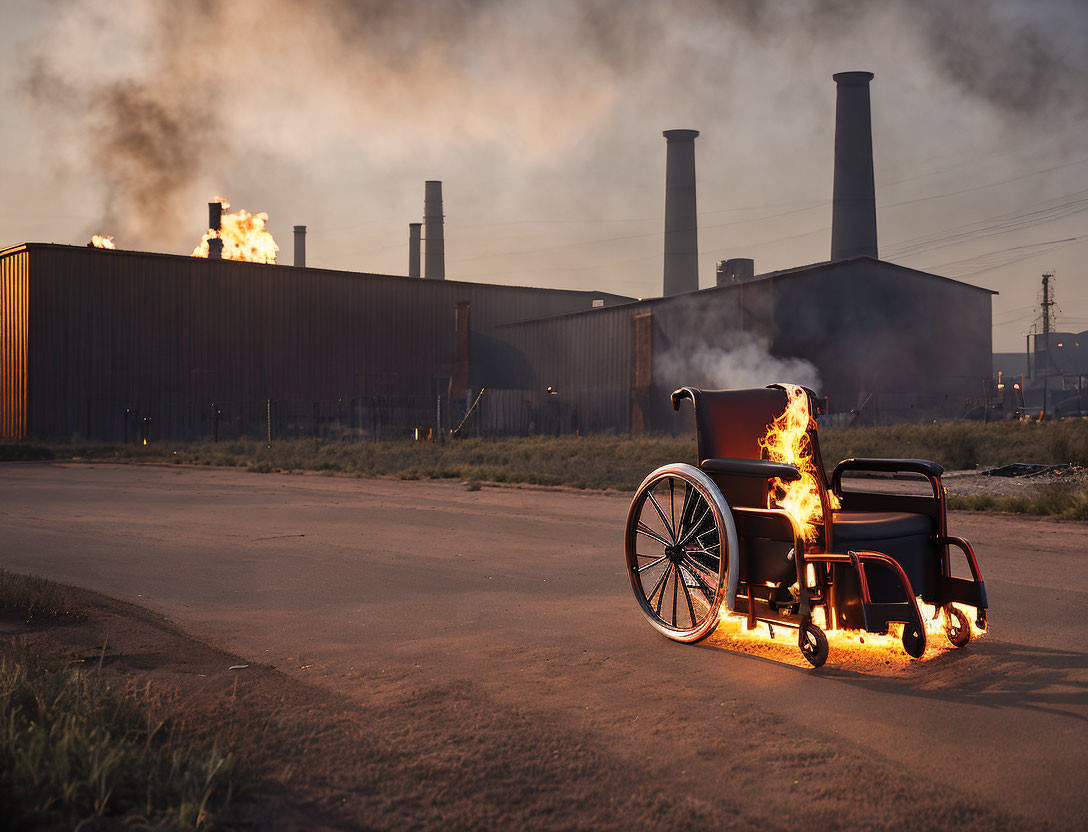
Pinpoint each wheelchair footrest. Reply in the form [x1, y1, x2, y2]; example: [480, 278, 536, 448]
[941, 575, 987, 609]
[862, 601, 917, 634]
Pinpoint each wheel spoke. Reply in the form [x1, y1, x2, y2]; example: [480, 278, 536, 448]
[647, 492, 676, 543]
[676, 506, 711, 548]
[681, 554, 717, 579]
[681, 557, 716, 603]
[678, 482, 696, 538]
[692, 527, 720, 554]
[669, 478, 677, 539]
[636, 521, 671, 548]
[653, 564, 673, 615]
[665, 565, 674, 622]
[679, 565, 699, 626]
[644, 563, 671, 609]
[636, 554, 669, 573]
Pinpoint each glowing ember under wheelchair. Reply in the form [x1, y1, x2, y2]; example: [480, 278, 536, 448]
[624, 385, 988, 667]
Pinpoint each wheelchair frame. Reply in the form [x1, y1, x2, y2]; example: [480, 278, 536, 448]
[623, 385, 989, 667]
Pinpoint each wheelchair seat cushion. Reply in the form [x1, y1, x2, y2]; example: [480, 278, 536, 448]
[831, 511, 932, 541]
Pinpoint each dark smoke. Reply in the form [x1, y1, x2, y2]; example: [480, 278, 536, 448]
[18, 0, 1088, 247]
[908, 0, 1088, 118]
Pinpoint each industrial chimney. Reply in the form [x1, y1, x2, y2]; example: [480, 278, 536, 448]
[293, 225, 306, 267]
[424, 180, 445, 280]
[831, 71, 878, 260]
[662, 129, 700, 296]
[408, 222, 422, 278]
[207, 201, 223, 260]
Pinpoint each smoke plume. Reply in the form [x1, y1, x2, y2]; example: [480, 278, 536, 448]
[657, 333, 821, 393]
[15, 0, 1088, 252]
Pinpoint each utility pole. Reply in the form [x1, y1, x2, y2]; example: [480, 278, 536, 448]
[1040, 273, 1055, 417]
[1041, 273, 1054, 336]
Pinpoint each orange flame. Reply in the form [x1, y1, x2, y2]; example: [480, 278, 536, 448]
[90, 235, 115, 249]
[192, 197, 279, 263]
[715, 600, 984, 667]
[715, 384, 987, 666]
[758, 384, 838, 543]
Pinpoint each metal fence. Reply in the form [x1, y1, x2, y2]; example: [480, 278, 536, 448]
[52, 388, 632, 443]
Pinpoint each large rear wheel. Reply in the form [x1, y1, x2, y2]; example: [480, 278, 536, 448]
[624, 464, 736, 643]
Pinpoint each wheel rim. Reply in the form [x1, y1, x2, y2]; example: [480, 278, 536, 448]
[903, 625, 926, 658]
[799, 625, 828, 667]
[946, 606, 970, 647]
[625, 468, 727, 641]
[800, 629, 819, 657]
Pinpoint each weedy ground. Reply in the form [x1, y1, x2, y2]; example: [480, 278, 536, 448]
[0, 570, 245, 830]
[3, 419, 1087, 519]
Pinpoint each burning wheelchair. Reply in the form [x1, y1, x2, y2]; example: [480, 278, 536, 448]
[624, 384, 988, 667]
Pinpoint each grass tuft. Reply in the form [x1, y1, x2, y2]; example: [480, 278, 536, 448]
[948, 484, 1088, 521]
[0, 569, 86, 624]
[4, 420, 1088, 519]
[0, 645, 243, 829]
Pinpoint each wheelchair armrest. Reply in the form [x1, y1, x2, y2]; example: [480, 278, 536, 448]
[831, 458, 944, 496]
[701, 457, 801, 482]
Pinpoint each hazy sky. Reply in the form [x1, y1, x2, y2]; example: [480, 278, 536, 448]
[2, 0, 1086, 352]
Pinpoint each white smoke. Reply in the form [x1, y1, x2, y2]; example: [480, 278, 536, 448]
[657, 332, 821, 392]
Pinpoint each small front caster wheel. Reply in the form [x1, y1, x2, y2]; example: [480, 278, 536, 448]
[902, 624, 927, 658]
[944, 606, 971, 648]
[799, 624, 828, 668]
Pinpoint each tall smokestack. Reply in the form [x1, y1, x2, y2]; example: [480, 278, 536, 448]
[208, 201, 223, 260]
[293, 225, 306, 267]
[662, 129, 699, 296]
[424, 180, 445, 280]
[408, 222, 422, 278]
[831, 71, 878, 260]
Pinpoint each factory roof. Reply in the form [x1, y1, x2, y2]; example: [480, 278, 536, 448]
[751, 255, 999, 295]
[0, 242, 637, 306]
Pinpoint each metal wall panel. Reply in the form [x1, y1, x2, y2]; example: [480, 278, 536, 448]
[481, 302, 644, 433]
[770, 259, 995, 420]
[484, 258, 996, 431]
[0, 248, 28, 438]
[14, 244, 632, 440]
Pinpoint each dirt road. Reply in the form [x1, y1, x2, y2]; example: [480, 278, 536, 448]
[2, 463, 1085, 829]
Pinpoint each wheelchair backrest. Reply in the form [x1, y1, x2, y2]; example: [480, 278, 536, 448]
[672, 385, 830, 515]
[671, 386, 790, 462]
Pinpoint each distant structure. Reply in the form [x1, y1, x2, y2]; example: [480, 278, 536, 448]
[662, 129, 700, 296]
[0, 70, 998, 441]
[408, 222, 422, 279]
[293, 225, 306, 268]
[831, 71, 878, 260]
[207, 201, 224, 260]
[424, 180, 445, 280]
[716, 258, 755, 286]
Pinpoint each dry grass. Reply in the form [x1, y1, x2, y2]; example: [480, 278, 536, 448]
[0, 569, 86, 624]
[819, 419, 1088, 470]
[948, 484, 1088, 521]
[0, 645, 242, 830]
[4, 420, 1087, 518]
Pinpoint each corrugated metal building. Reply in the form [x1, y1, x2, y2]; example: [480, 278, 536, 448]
[0, 243, 995, 441]
[0, 243, 632, 440]
[477, 257, 995, 431]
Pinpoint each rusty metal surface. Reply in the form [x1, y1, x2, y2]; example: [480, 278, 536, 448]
[0, 247, 29, 438]
[7, 243, 632, 440]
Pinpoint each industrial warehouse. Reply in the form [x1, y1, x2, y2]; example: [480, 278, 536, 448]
[1, 72, 998, 442]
